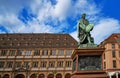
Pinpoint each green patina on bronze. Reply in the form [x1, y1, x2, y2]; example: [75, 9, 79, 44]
[77, 13, 97, 48]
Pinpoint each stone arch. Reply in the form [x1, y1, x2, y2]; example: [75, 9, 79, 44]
[38, 73, 45, 78]
[30, 74, 37, 78]
[3, 74, 9, 78]
[15, 74, 25, 78]
[47, 74, 54, 78]
[56, 73, 62, 78]
[65, 73, 71, 78]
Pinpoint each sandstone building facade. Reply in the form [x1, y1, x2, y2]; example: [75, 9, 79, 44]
[0, 33, 77, 78]
[99, 33, 120, 78]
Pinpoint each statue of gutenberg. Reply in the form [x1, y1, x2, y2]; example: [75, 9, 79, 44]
[78, 13, 94, 47]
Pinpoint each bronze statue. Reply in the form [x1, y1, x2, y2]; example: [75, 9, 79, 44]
[78, 13, 94, 47]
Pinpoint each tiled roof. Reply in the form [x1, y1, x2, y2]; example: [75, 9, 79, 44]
[0, 33, 78, 49]
[99, 33, 120, 46]
[104, 33, 120, 42]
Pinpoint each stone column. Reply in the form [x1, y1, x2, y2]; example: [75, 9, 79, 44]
[1, 73, 4, 78]
[109, 75, 112, 78]
[116, 73, 118, 78]
[76, 55, 78, 71]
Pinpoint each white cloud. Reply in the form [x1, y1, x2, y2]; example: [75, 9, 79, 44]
[0, 14, 24, 33]
[37, 1, 54, 22]
[0, 0, 31, 15]
[53, 0, 72, 20]
[73, 0, 100, 18]
[70, 31, 78, 41]
[0, 0, 32, 33]
[0, 0, 56, 33]
[18, 20, 56, 33]
[91, 18, 120, 44]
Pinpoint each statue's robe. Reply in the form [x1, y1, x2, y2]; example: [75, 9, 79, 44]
[78, 19, 93, 44]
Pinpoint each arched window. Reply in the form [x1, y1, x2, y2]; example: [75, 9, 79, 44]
[38, 74, 45, 78]
[47, 74, 54, 78]
[15, 74, 25, 78]
[3, 74, 9, 78]
[56, 73, 62, 78]
[30, 74, 37, 78]
[65, 73, 71, 78]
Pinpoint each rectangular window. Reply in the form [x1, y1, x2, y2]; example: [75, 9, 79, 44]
[65, 61, 72, 67]
[112, 50, 116, 58]
[50, 50, 56, 56]
[25, 50, 32, 56]
[113, 60, 116, 68]
[1, 50, 7, 56]
[42, 50, 48, 56]
[32, 61, 38, 68]
[66, 50, 72, 56]
[58, 50, 64, 56]
[34, 50, 40, 56]
[9, 50, 16, 56]
[17, 50, 24, 56]
[73, 58, 76, 71]
[6, 61, 13, 68]
[24, 61, 30, 67]
[104, 53, 105, 59]
[112, 44, 115, 49]
[104, 62, 106, 69]
[0, 62, 5, 68]
[49, 61, 55, 68]
[40, 61, 47, 68]
[57, 61, 63, 67]
[15, 62, 22, 68]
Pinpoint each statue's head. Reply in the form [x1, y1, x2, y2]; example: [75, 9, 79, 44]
[82, 13, 86, 19]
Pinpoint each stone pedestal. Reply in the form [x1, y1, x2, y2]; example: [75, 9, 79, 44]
[71, 48, 107, 78]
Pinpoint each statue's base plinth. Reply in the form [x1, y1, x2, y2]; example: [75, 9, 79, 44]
[78, 44, 97, 48]
[71, 48, 107, 78]
[72, 71, 107, 78]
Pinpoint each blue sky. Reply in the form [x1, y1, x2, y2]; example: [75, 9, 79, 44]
[0, 0, 120, 44]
